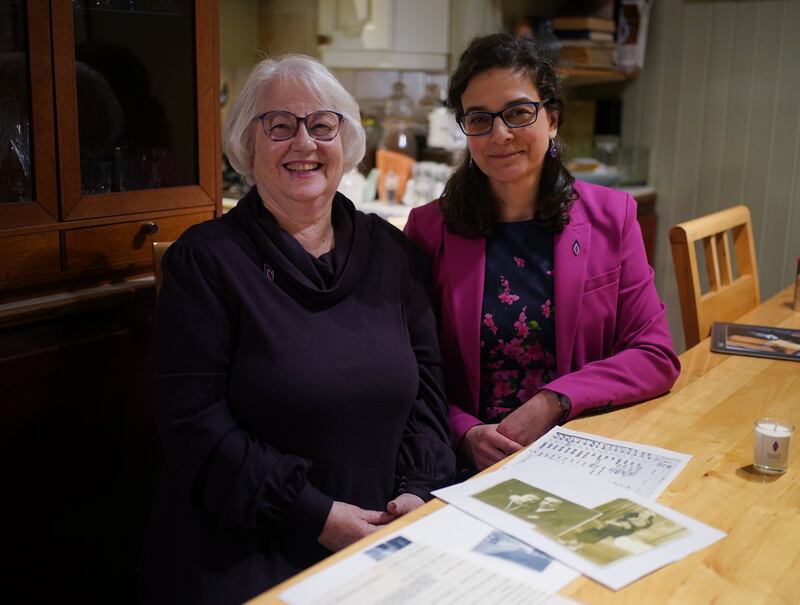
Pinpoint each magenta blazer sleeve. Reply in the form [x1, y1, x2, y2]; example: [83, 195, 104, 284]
[405, 181, 680, 448]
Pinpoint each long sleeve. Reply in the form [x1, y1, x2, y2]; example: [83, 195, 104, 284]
[152, 239, 333, 538]
[404, 207, 483, 449]
[394, 243, 455, 499]
[545, 196, 681, 417]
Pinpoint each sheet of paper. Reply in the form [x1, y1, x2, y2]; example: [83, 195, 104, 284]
[433, 458, 725, 591]
[280, 506, 580, 605]
[504, 426, 691, 498]
[282, 541, 551, 605]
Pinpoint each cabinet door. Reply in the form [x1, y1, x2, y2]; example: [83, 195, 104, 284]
[52, 0, 219, 221]
[0, 1, 58, 229]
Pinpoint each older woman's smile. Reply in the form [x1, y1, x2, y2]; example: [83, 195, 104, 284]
[283, 161, 323, 174]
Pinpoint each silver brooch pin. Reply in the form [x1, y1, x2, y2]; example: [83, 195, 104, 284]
[572, 240, 581, 256]
[264, 263, 275, 281]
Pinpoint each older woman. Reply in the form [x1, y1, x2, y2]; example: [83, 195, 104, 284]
[405, 33, 680, 472]
[139, 55, 454, 604]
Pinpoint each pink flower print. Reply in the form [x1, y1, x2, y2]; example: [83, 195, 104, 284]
[543, 352, 555, 367]
[492, 380, 513, 399]
[483, 313, 498, 335]
[502, 338, 524, 359]
[485, 406, 511, 421]
[540, 298, 552, 318]
[518, 347, 535, 366]
[528, 342, 544, 361]
[518, 368, 545, 402]
[498, 275, 520, 305]
[491, 370, 515, 399]
[514, 256, 526, 268]
[514, 307, 530, 339]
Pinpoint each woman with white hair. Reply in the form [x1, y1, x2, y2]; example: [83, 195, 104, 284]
[139, 55, 454, 604]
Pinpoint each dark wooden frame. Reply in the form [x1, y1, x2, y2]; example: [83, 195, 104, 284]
[0, 1, 58, 230]
[51, 0, 220, 221]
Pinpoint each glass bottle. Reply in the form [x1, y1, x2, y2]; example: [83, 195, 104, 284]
[415, 81, 442, 138]
[377, 80, 417, 159]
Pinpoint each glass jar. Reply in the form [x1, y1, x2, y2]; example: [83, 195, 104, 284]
[378, 80, 417, 159]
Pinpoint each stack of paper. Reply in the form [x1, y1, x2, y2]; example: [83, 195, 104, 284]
[280, 427, 726, 604]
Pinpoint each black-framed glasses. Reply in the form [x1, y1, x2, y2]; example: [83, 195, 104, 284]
[457, 101, 545, 136]
[256, 110, 344, 142]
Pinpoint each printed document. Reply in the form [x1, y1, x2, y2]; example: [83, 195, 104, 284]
[280, 506, 579, 605]
[434, 457, 725, 591]
[504, 426, 691, 498]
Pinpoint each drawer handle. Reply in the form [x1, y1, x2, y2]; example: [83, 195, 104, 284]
[141, 221, 159, 236]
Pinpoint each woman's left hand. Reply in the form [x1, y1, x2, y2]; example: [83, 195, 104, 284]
[386, 493, 425, 516]
[496, 390, 563, 447]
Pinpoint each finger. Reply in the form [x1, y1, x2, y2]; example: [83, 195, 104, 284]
[487, 428, 524, 454]
[388, 494, 424, 516]
[361, 509, 397, 526]
[484, 447, 508, 467]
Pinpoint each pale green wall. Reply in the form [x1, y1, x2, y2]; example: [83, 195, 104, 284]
[622, 0, 800, 351]
[219, 0, 260, 125]
[219, 0, 260, 70]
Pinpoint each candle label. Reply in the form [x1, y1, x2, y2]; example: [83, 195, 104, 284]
[754, 425, 791, 470]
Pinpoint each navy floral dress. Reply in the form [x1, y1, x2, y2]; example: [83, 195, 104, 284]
[479, 220, 557, 422]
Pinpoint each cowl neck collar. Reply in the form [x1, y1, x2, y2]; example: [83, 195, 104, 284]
[229, 188, 371, 308]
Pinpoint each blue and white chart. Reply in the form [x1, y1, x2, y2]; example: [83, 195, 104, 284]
[504, 426, 691, 499]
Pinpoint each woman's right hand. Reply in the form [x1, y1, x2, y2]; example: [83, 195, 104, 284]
[460, 424, 523, 470]
[318, 501, 396, 552]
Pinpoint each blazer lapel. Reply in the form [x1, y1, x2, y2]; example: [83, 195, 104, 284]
[443, 229, 485, 415]
[554, 202, 590, 377]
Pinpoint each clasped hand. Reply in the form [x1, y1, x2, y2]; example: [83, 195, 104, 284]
[462, 390, 563, 470]
[318, 493, 424, 552]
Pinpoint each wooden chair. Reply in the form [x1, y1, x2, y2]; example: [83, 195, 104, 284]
[669, 205, 760, 348]
[152, 241, 174, 295]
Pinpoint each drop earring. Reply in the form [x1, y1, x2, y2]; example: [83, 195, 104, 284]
[469, 156, 474, 168]
[549, 139, 558, 158]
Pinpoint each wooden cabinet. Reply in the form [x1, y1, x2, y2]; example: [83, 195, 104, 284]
[0, 0, 220, 295]
[1, 285, 159, 604]
[1, 3, 219, 600]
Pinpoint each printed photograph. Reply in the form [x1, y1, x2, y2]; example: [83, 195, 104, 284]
[364, 536, 411, 562]
[471, 478, 601, 537]
[473, 530, 553, 572]
[557, 498, 689, 566]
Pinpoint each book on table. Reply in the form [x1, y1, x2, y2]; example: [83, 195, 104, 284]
[710, 322, 800, 361]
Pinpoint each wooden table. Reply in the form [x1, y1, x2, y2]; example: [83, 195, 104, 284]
[251, 285, 800, 605]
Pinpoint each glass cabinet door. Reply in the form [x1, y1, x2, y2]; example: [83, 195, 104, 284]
[0, 0, 58, 229]
[54, 0, 218, 221]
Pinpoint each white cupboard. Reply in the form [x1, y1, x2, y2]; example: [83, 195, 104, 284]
[318, 0, 450, 70]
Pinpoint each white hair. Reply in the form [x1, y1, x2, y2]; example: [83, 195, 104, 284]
[223, 54, 366, 183]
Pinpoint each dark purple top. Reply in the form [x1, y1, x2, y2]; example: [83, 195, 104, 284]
[139, 189, 453, 604]
[479, 219, 556, 422]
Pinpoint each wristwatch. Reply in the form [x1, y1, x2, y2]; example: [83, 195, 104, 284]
[555, 393, 571, 423]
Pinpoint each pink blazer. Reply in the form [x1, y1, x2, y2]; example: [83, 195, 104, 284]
[405, 180, 680, 447]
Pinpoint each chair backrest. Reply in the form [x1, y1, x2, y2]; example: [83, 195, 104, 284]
[669, 205, 760, 348]
[152, 241, 174, 296]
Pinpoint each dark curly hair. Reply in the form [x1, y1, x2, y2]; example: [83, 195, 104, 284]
[441, 33, 577, 238]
